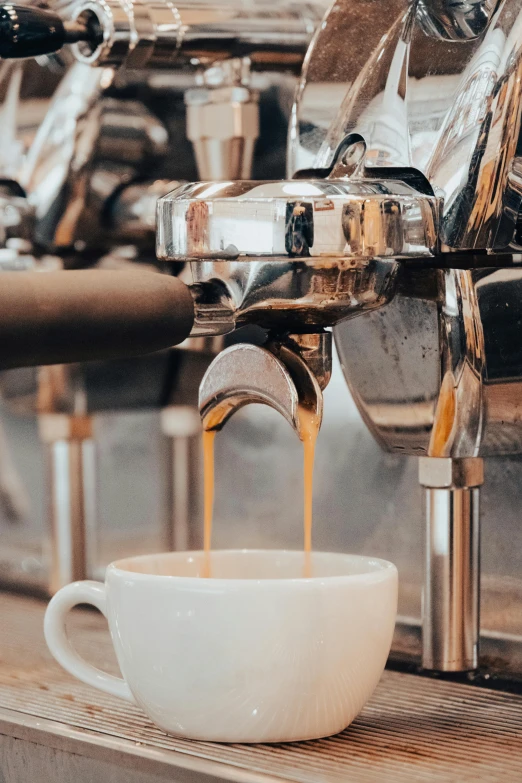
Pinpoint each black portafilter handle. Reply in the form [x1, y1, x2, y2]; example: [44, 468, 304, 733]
[0, 269, 195, 369]
[0, 3, 101, 59]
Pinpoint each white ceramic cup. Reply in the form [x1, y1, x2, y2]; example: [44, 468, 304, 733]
[44, 549, 398, 743]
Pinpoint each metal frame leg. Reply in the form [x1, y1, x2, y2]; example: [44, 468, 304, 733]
[419, 456, 483, 672]
[39, 414, 95, 595]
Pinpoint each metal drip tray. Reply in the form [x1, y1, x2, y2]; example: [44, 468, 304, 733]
[1, 592, 522, 782]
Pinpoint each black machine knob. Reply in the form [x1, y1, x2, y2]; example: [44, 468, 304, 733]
[0, 3, 100, 59]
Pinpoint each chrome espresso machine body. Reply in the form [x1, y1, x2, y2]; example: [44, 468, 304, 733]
[156, 0, 522, 675]
[2, 0, 522, 681]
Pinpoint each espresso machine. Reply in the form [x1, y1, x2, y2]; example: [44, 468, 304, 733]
[0, 0, 522, 677]
[1, 0, 522, 779]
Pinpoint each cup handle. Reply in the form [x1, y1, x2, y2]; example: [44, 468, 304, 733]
[44, 580, 135, 703]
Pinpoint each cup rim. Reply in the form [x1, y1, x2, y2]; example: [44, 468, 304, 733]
[108, 548, 398, 585]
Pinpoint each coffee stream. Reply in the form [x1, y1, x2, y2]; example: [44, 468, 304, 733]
[202, 429, 216, 579]
[298, 406, 320, 578]
[202, 407, 320, 578]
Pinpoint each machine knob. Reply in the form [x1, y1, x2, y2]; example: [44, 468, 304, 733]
[0, 3, 99, 59]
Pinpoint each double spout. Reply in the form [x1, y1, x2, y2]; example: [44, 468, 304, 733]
[198, 333, 331, 440]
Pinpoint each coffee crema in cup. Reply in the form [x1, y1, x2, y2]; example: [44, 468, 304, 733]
[202, 404, 320, 577]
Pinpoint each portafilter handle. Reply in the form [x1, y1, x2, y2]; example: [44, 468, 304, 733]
[0, 269, 194, 369]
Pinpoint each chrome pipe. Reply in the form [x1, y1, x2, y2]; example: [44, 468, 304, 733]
[61, 0, 324, 71]
[176, 0, 319, 70]
[186, 83, 259, 181]
[39, 415, 95, 595]
[420, 457, 483, 672]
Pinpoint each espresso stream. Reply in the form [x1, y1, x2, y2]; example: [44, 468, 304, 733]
[202, 429, 216, 578]
[299, 406, 320, 577]
[202, 406, 320, 578]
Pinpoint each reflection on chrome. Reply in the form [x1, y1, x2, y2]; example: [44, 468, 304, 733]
[291, 0, 522, 252]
